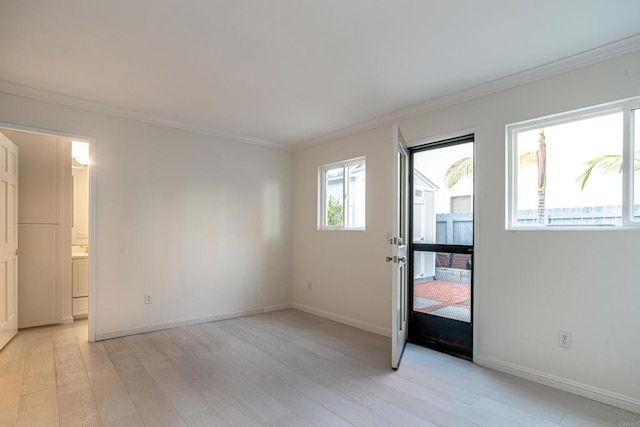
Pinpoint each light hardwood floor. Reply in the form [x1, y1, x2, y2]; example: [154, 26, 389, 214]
[0, 309, 637, 426]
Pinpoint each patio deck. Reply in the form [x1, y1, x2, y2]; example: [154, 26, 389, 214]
[413, 280, 471, 322]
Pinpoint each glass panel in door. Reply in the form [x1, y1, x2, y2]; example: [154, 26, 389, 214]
[414, 142, 473, 246]
[413, 251, 471, 322]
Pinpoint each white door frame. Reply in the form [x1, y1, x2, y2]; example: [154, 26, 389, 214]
[0, 122, 97, 342]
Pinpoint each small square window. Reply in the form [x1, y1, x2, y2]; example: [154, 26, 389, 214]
[319, 157, 366, 230]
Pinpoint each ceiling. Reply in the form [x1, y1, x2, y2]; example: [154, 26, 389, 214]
[0, 1, 639, 148]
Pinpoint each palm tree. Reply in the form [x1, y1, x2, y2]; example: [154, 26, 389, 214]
[444, 129, 548, 223]
[443, 157, 473, 189]
[535, 130, 547, 224]
[577, 152, 640, 190]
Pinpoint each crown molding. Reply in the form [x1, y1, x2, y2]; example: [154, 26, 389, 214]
[293, 33, 640, 152]
[0, 80, 290, 151]
[2, 33, 639, 153]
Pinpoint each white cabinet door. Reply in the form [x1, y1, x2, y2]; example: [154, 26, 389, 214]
[73, 258, 89, 297]
[18, 224, 59, 328]
[0, 133, 18, 350]
[6, 130, 71, 327]
[72, 297, 88, 316]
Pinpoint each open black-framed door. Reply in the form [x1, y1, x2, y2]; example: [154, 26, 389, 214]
[390, 125, 409, 369]
[409, 135, 474, 360]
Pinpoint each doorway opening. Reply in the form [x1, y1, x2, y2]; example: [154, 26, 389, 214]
[409, 134, 474, 360]
[0, 125, 93, 348]
[71, 140, 90, 321]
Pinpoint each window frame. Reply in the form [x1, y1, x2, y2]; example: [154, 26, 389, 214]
[506, 96, 640, 230]
[318, 156, 366, 231]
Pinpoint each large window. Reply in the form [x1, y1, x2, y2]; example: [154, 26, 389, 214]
[318, 157, 366, 230]
[507, 98, 640, 228]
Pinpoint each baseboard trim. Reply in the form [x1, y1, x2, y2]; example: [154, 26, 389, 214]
[19, 319, 62, 329]
[262, 303, 292, 313]
[94, 308, 263, 341]
[61, 316, 74, 324]
[291, 302, 391, 337]
[475, 355, 640, 415]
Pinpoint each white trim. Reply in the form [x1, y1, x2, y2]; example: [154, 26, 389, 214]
[2, 36, 639, 154]
[291, 303, 391, 337]
[505, 123, 517, 230]
[62, 316, 74, 325]
[507, 225, 640, 231]
[262, 303, 292, 313]
[294, 34, 640, 152]
[0, 81, 289, 151]
[94, 308, 264, 341]
[2, 35, 639, 153]
[471, 129, 480, 362]
[475, 355, 640, 415]
[0, 122, 93, 149]
[88, 139, 97, 343]
[18, 319, 62, 329]
[506, 100, 630, 132]
[408, 127, 479, 148]
[626, 103, 640, 224]
[623, 105, 632, 223]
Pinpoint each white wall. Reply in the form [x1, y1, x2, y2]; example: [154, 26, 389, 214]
[292, 126, 393, 335]
[292, 51, 640, 410]
[0, 92, 292, 338]
[72, 166, 89, 245]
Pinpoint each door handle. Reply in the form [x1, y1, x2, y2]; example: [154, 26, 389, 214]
[14, 249, 23, 256]
[385, 256, 393, 263]
[398, 256, 406, 263]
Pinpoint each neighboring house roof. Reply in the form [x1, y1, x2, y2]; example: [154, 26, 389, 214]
[414, 169, 439, 191]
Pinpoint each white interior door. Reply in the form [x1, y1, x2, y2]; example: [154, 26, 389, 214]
[0, 132, 19, 350]
[390, 125, 409, 369]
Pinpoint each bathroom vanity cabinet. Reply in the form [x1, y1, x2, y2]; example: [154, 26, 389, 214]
[72, 257, 89, 316]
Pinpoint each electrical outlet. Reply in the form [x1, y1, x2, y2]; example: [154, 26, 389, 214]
[559, 331, 571, 348]
[307, 281, 312, 291]
[144, 293, 152, 304]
